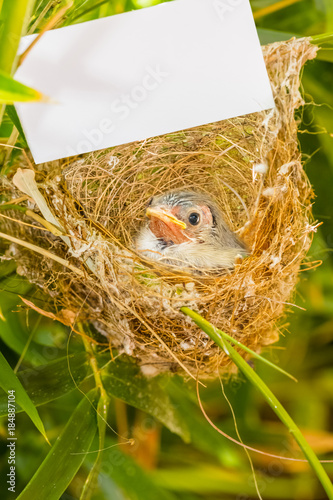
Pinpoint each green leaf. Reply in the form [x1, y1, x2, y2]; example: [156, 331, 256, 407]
[0, 311, 56, 364]
[0, 299, 67, 365]
[0, 69, 48, 103]
[162, 377, 240, 467]
[0, 274, 68, 363]
[63, 0, 112, 26]
[101, 356, 190, 442]
[86, 436, 177, 500]
[0, 350, 48, 441]
[0, 0, 35, 75]
[6, 104, 28, 146]
[16, 389, 99, 500]
[151, 464, 318, 498]
[257, 27, 296, 45]
[0, 352, 91, 416]
[181, 307, 333, 500]
[0, 260, 16, 279]
[316, 49, 333, 63]
[310, 32, 333, 62]
[0, 273, 33, 313]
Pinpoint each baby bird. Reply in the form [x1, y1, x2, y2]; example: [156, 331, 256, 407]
[136, 190, 247, 272]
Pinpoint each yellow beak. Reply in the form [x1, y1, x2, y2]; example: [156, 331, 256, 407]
[146, 207, 187, 229]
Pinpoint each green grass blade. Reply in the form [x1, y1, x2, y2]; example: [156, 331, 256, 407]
[182, 312, 297, 381]
[0, 350, 49, 442]
[257, 29, 333, 47]
[0, 70, 48, 103]
[256, 29, 333, 63]
[80, 391, 110, 500]
[16, 389, 99, 500]
[181, 307, 333, 499]
[310, 32, 333, 45]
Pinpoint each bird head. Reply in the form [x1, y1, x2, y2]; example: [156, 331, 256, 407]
[145, 190, 245, 250]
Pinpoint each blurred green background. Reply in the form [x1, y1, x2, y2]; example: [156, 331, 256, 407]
[0, 1, 333, 499]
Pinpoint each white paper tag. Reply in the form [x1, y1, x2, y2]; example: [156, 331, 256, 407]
[15, 0, 274, 164]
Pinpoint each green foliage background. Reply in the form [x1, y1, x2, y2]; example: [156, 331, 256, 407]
[0, 1, 333, 499]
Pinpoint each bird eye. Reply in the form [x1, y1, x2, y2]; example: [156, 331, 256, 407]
[188, 212, 200, 226]
[147, 197, 153, 207]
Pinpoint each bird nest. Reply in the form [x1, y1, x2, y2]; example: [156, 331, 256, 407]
[1, 38, 318, 379]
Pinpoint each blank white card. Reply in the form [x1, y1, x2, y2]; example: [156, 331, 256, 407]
[15, 0, 274, 164]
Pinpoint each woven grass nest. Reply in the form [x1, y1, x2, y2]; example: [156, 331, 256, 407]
[1, 38, 318, 379]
